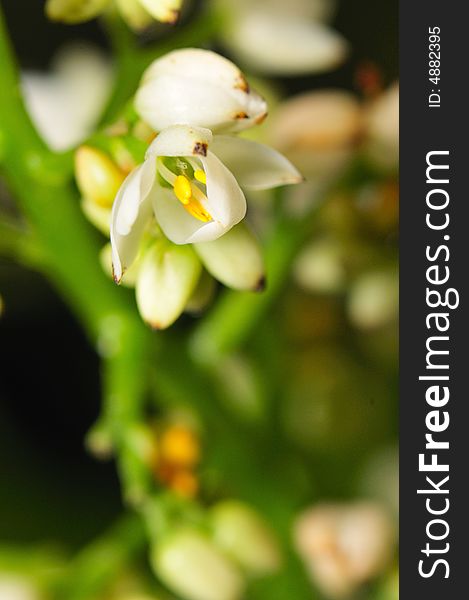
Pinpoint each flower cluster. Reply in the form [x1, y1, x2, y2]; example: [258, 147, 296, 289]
[76, 49, 301, 328]
[150, 500, 281, 600]
[45, 0, 183, 29]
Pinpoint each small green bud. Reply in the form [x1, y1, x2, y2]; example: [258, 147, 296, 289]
[151, 529, 244, 600]
[115, 0, 153, 31]
[75, 146, 125, 208]
[211, 501, 281, 576]
[45, 0, 110, 23]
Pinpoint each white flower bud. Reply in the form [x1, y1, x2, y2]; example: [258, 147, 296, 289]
[115, 0, 153, 31]
[269, 91, 362, 180]
[211, 501, 282, 576]
[135, 49, 267, 133]
[75, 146, 125, 209]
[135, 240, 201, 329]
[294, 502, 396, 599]
[151, 529, 244, 600]
[194, 223, 265, 291]
[138, 0, 182, 24]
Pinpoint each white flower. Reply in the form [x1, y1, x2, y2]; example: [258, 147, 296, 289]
[216, 0, 347, 76]
[21, 44, 113, 151]
[111, 124, 302, 282]
[135, 49, 268, 133]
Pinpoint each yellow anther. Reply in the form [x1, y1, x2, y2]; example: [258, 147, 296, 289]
[174, 175, 192, 205]
[185, 198, 212, 222]
[194, 169, 207, 185]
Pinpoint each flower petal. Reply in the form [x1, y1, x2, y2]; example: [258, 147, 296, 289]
[211, 136, 302, 190]
[146, 125, 213, 159]
[200, 151, 247, 226]
[141, 48, 247, 89]
[152, 186, 228, 244]
[110, 159, 156, 282]
[136, 75, 266, 133]
[227, 14, 347, 76]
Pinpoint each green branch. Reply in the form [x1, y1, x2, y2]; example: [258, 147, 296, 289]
[0, 0, 154, 518]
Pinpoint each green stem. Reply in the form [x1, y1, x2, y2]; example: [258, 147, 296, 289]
[0, 0, 153, 509]
[51, 514, 146, 600]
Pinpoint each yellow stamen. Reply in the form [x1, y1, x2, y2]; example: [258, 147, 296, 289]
[194, 169, 207, 185]
[174, 175, 192, 205]
[172, 172, 212, 222]
[185, 197, 212, 222]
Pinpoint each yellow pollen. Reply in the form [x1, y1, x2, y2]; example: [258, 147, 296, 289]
[174, 175, 192, 205]
[194, 169, 207, 185]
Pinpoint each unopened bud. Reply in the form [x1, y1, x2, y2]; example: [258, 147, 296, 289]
[138, 0, 182, 24]
[136, 240, 201, 329]
[75, 146, 125, 208]
[45, 0, 110, 23]
[81, 198, 111, 235]
[211, 501, 281, 576]
[269, 90, 362, 179]
[194, 223, 265, 291]
[151, 529, 244, 600]
[115, 0, 153, 31]
[294, 502, 395, 598]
